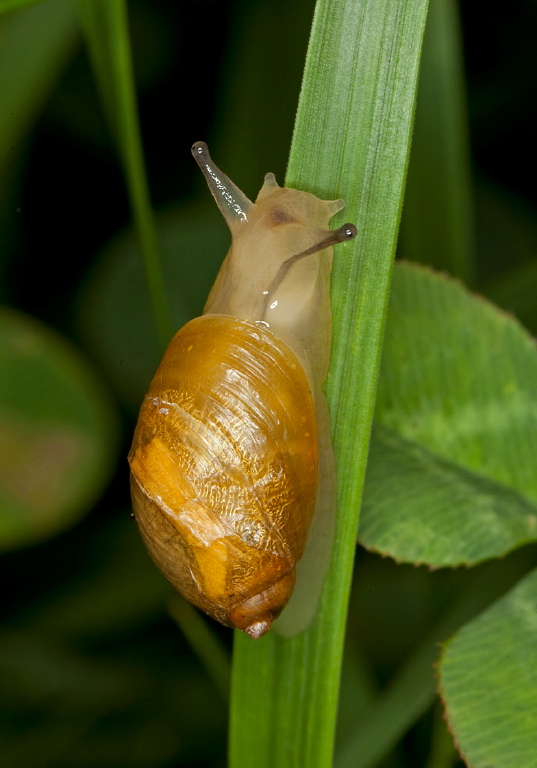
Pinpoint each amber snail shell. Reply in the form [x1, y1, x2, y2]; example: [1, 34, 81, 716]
[129, 142, 356, 639]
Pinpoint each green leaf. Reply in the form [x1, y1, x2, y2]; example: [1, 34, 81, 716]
[439, 567, 537, 768]
[359, 262, 537, 566]
[76, 0, 172, 348]
[0, 307, 118, 550]
[229, 1, 430, 766]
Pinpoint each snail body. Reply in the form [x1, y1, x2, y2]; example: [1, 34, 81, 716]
[129, 142, 356, 638]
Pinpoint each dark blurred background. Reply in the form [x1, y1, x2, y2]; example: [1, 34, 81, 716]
[1, 0, 536, 766]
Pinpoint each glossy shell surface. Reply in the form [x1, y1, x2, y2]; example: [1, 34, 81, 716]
[129, 314, 317, 635]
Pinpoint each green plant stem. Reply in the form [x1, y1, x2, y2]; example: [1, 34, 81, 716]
[425, 703, 459, 768]
[76, 0, 172, 349]
[168, 598, 231, 706]
[229, 1, 430, 766]
[335, 602, 458, 768]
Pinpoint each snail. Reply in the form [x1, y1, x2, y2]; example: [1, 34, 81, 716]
[129, 142, 356, 639]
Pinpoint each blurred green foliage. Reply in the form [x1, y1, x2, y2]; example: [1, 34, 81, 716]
[1, 0, 536, 766]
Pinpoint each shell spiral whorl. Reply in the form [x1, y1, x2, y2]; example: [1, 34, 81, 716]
[129, 315, 318, 637]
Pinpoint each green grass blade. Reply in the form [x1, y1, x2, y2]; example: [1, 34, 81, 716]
[425, 705, 459, 768]
[399, 0, 474, 283]
[75, 0, 172, 349]
[230, 1, 430, 766]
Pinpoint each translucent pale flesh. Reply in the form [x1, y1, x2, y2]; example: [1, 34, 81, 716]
[129, 316, 318, 632]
